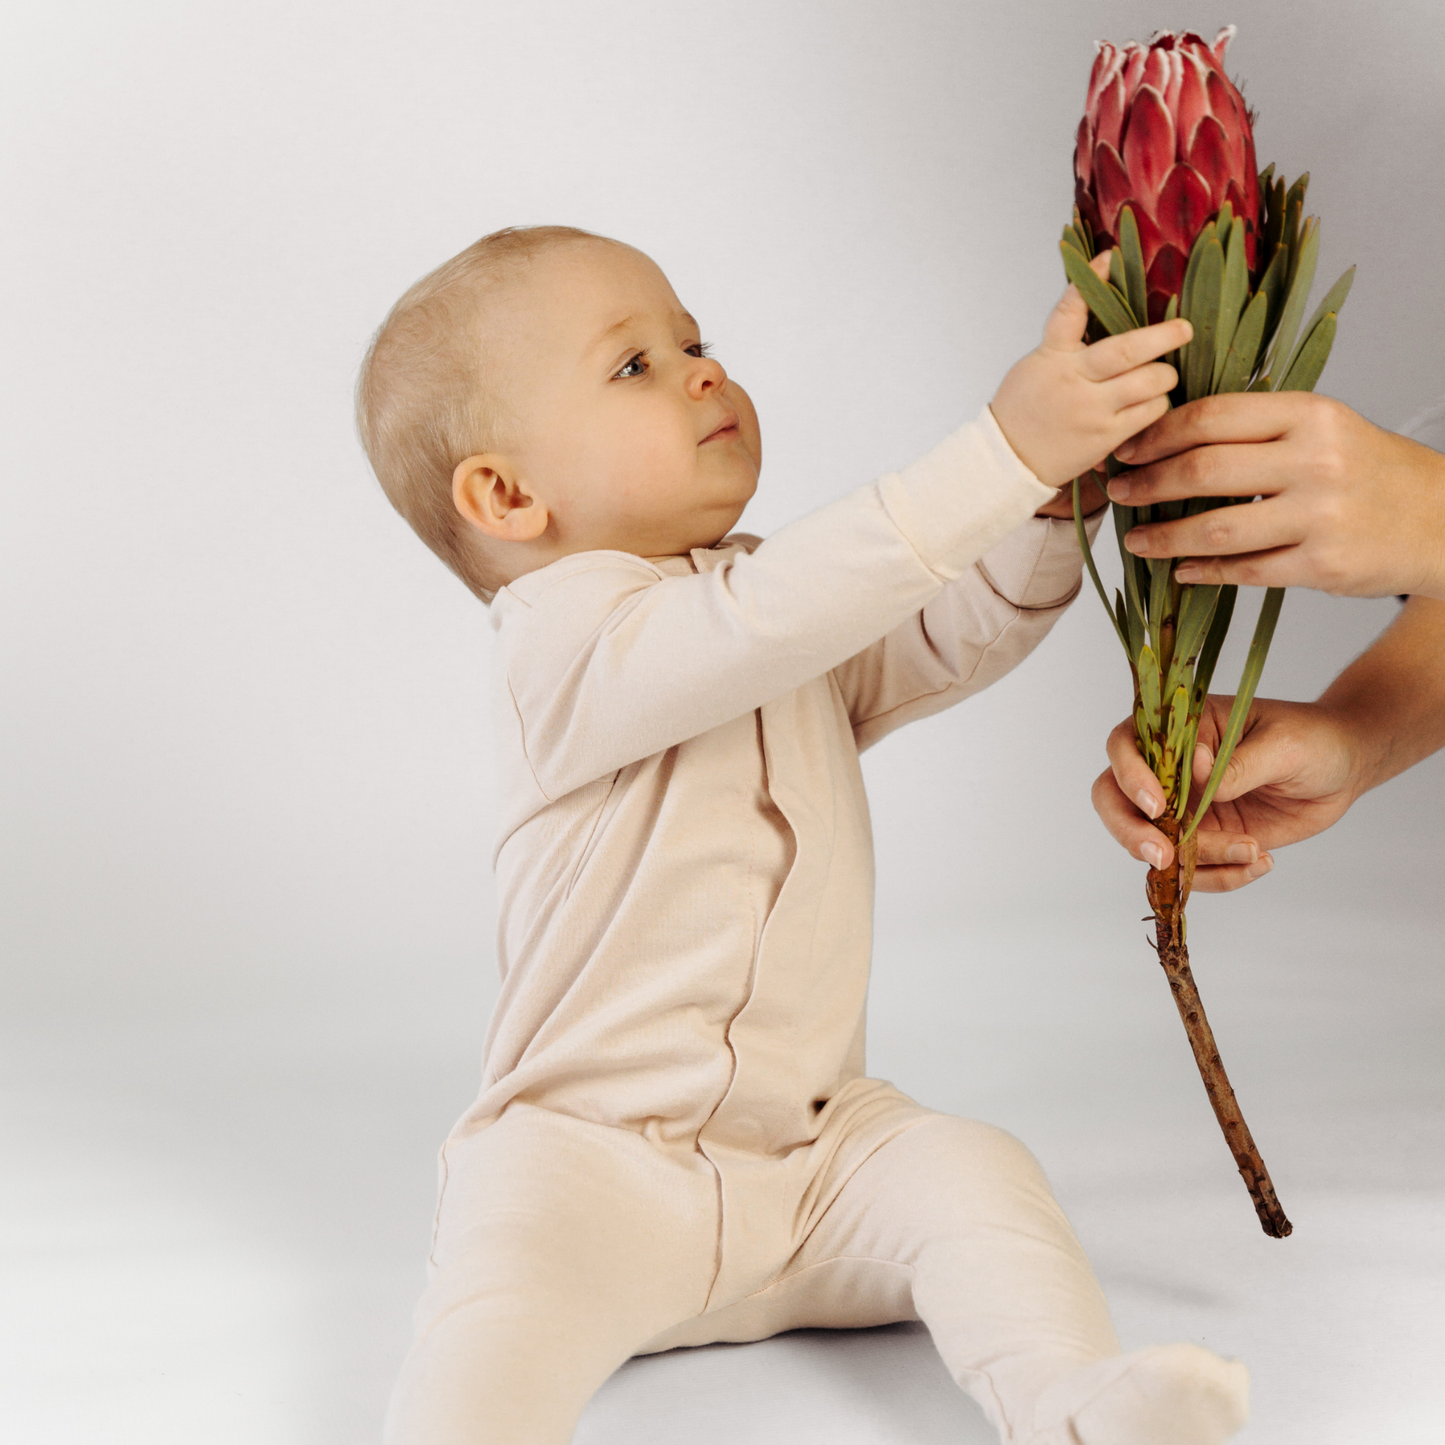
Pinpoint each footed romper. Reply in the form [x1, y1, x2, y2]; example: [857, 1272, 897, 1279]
[385, 411, 1248, 1444]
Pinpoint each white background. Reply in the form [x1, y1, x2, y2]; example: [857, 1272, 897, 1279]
[3, 2, 1443, 1442]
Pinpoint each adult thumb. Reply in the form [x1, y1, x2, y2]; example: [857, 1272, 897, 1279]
[1208, 733, 1287, 804]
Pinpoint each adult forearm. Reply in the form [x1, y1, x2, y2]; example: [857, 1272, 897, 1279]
[1319, 596, 1445, 794]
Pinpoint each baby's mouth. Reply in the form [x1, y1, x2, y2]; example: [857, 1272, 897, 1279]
[701, 412, 740, 444]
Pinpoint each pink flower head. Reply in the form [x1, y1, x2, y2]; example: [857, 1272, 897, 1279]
[1074, 27, 1260, 322]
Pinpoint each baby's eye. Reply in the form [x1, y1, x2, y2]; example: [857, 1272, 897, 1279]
[614, 351, 648, 379]
[686, 341, 714, 359]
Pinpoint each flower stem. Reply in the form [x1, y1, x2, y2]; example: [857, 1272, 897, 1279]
[1147, 816, 1293, 1239]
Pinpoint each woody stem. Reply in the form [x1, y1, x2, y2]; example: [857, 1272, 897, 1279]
[1147, 817, 1293, 1239]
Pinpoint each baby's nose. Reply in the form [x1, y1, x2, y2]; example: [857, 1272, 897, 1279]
[689, 356, 727, 394]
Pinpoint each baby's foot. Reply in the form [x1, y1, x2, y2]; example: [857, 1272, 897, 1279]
[1029, 1342, 1249, 1445]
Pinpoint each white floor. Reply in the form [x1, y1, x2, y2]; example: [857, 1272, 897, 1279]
[4, 895, 1443, 1444]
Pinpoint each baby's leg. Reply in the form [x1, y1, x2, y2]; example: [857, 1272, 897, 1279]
[384, 1105, 716, 1445]
[802, 1114, 1247, 1445]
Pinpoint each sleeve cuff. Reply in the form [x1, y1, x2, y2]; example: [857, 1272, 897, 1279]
[977, 506, 1106, 610]
[875, 406, 1058, 583]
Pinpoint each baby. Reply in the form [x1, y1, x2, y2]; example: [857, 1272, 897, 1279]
[356, 225, 1248, 1445]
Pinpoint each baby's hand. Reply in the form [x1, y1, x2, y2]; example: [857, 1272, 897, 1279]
[991, 252, 1192, 488]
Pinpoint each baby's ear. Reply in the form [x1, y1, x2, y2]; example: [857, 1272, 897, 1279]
[452, 455, 549, 542]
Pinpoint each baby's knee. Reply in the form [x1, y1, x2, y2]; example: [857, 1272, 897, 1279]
[908, 1113, 1053, 1193]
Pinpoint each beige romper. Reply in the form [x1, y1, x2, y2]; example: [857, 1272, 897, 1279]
[382, 411, 1246, 1445]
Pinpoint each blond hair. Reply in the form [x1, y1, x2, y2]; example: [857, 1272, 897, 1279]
[355, 224, 611, 601]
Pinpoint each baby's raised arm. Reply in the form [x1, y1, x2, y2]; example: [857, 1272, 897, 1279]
[498, 261, 1188, 798]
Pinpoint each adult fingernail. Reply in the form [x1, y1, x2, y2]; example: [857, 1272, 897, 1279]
[1108, 478, 1132, 502]
[1115, 440, 1136, 461]
[1176, 565, 1202, 583]
[1136, 789, 1160, 819]
[1253, 854, 1275, 876]
[1226, 842, 1256, 864]
[1142, 843, 1166, 870]
[1125, 529, 1146, 554]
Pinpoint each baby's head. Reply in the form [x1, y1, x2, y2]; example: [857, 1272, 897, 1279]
[357, 226, 762, 601]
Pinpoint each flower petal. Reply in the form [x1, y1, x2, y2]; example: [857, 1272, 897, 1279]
[1092, 141, 1133, 236]
[1142, 44, 1171, 95]
[1205, 70, 1249, 176]
[1188, 113, 1234, 208]
[1130, 204, 1167, 274]
[1147, 245, 1189, 320]
[1075, 182, 1104, 242]
[1075, 115, 1094, 186]
[1212, 24, 1237, 63]
[1094, 73, 1127, 153]
[1122, 85, 1176, 206]
[1156, 163, 1214, 254]
[1121, 42, 1148, 98]
[1087, 42, 1123, 114]
[1174, 51, 1211, 157]
[1163, 48, 1184, 114]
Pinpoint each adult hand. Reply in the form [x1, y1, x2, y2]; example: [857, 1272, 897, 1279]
[1091, 693, 1365, 891]
[1105, 393, 1445, 600]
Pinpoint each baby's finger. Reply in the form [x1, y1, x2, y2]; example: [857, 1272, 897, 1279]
[1105, 361, 1180, 413]
[1080, 317, 1192, 380]
[1040, 253, 1113, 351]
[1108, 394, 1171, 447]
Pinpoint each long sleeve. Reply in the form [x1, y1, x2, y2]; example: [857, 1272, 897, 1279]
[492, 408, 1056, 800]
[836, 509, 1104, 751]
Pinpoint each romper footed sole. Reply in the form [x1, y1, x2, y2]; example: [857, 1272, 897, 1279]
[1028, 1342, 1249, 1445]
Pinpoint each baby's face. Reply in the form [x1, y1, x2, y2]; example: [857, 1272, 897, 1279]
[486, 240, 762, 559]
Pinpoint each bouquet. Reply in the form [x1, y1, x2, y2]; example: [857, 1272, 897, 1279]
[1063, 27, 1354, 1238]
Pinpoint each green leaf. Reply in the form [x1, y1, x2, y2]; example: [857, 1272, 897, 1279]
[1117, 207, 1150, 333]
[1212, 216, 1250, 389]
[1277, 312, 1338, 393]
[1217, 288, 1269, 393]
[1073, 206, 1095, 257]
[1179, 220, 1215, 328]
[1283, 172, 1309, 275]
[1164, 582, 1222, 697]
[1147, 556, 1171, 654]
[1283, 265, 1355, 376]
[1138, 643, 1162, 723]
[1061, 242, 1137, 335]
[1166, 684, 1191, 753]
[1113, 503, 1148, 641]
[1114, 588, 1130, 649]
[1192, 584, 1237, 703]
[1261, 173, 1286, 275]
[1073, 477, 1129, 653]
[1062, 224, 1088, 256]
[1256, 242, 1290, 349]
[1266, 216, 1320, 383]
[1109, 245, 1127, 296]
[1184, 587, 1285, 842]
[1182, 230, 1224, 402]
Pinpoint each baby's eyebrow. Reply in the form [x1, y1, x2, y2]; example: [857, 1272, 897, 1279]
[588, 310, 700, 352]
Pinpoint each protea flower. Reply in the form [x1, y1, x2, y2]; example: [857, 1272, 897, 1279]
[1074, 27, 1259, 322]
[1060, 29, 1357, 1241]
